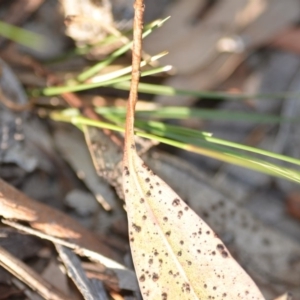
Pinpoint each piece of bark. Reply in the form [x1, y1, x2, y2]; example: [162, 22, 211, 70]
[0, 178, 115, 259]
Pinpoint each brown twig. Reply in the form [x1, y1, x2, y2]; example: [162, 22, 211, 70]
[124, 0, 145, 155]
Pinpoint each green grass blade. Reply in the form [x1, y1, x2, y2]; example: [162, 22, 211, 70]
[0, 20, 48, 51]
[96, 108, 300, 165]
[134, 119, 300, 167]
[96, 107, 300, 165]
[95, 106, 298, 123]
[89, 51, 168, 83]
[34, 65, 172, 96]
[76, 17, 170, 82]
[136, 107, 298, 123]
[50, 111, 300, 184]
[111, 81, 300, 101]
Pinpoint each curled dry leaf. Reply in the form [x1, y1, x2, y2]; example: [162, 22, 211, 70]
[122, 1, 266, 299]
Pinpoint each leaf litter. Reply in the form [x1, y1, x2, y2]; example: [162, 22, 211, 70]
[122, 0, 265, 299]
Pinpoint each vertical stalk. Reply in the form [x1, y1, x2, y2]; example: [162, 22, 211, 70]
[124, 0, 145, 156]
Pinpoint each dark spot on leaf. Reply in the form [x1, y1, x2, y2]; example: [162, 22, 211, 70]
[212, 251, 216, 255]
[178, 211, 183, 219]
[124, 168, 130, 176]
[125, 189, 129, 193]
[156, 182, 160, 186]
[206, 230, 210, 235]
[163, 217, 168, 222]
[180, 240, 184, 245]
[150, 185, 153, 189]
[177, 251, 182, 256]
[184, 206, 189, 211]
[145, 178, 150, 183]
[172, 198, 180, 206]
[139, 274, 145, 282]
[146, 191, 151, 196]
[152, 273, 159, 282]
[142, 215, 147, 220]
[132, 223, 141, 232]
[130, 238, 134, 242]
[154, 250, 159, 256]
[221, 250, 228, 258]
[166, 231, 171, 237]
[159, 190, 162, 194]
[149, 258, 153, 264]
[162, 292, 168, 300]
[140, 198, 145, 203]
[183, 283, 191, 293]
[216, 244, 224, 251]
[187, 261, 192, 265]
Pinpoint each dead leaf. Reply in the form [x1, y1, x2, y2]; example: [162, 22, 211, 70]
[121, 1, 265, 299]
[83, 126, 124, 199]
[83, 125, 157, 200]
[123, 150, 265, 299]
[144, 151, 300, 298]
